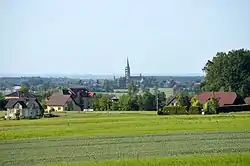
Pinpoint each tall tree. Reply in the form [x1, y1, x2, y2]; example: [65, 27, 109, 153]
[128, 83, 138, 96]
[202, 49, 250, 97]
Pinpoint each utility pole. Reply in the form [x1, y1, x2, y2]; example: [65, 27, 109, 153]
[156, 92, 159, 111]
[154, 85, 159, 111]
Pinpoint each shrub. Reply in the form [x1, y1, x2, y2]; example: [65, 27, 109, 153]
[189, 106, 201, 115]
[158, 106, 187, 115]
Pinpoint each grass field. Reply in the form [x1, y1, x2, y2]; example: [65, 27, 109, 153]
[1, 111, 250, 166]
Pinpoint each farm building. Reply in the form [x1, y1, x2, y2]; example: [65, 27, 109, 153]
[47, 88, 95, 112]
[46, 93, 76, 112]
[197, 92, 245, 106]
[4, 98, 44, 120]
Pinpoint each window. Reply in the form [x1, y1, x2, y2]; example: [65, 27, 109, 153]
[58, 107, 61, 110]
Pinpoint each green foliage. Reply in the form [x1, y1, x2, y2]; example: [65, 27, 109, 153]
[128, 83, 139, 96]
[66, 101, 74, 111]
[40, 100, 47, 110]
[111, 101, 119, 111]
[140, 91, 155, 110]
[0, 92, 4, 100]
[177, 92, 191, 107]
[159, 106, 201, 115]
[118, 94, 132, 111]
[20, 85, 29, 96]
[190, 95, 201, 107]
[204, 97, 219, 114]
[189, 106, 201, 114]
[202, 49, 250, 97]
[160, 106, 187, 115]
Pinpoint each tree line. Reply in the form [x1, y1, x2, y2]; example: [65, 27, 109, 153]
[91, 84, 167, 111]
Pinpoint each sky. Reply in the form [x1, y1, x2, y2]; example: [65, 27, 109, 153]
[1, 0, 250, 77]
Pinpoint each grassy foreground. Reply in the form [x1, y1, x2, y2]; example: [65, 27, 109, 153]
[45, 153, 250, 166]
[1, 111, 250, 140]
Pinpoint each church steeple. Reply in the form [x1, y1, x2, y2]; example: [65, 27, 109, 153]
[127, 57, 130, 68]
[125, 57, 131, 88]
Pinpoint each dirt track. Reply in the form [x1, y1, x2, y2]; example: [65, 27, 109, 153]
[1, 131, 250, 166]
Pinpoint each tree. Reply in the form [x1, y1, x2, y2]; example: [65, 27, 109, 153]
[40, 100, 47, 110]
[128, 83, 138, 96]
[203, 97, 219, 114]
[99, 95, 110, 111]
[66, 101, 74, 111]
[140, 91, 155, 110]
[20, 85, 29, 96]
[0, 92, 6, 110]
[176, 92, 190, 107]
[202, 49, 250, 97]
[111, 101, 119, 111]
[118, 94, 132, 111]
[190, 95, 201, 107]
[158, 92, 166, 110]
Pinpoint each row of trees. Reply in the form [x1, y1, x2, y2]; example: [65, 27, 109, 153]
[91, 84, 167, 111]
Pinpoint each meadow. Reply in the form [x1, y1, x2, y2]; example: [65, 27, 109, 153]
[0, 111, 250, 166]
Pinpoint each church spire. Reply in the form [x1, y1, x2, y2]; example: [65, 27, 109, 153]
[127, 57, 130, 67]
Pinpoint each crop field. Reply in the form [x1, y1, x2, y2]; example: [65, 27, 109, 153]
[1, 111, 250, 166]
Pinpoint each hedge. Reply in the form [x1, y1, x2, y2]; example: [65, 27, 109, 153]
[158, 106, 187, 115]
[188, 106, 201, 115]
[158, 106, 201, 115]
[158, 104, 250, 116]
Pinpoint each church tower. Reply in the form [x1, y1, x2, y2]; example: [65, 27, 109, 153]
[125, 57, 131, 87]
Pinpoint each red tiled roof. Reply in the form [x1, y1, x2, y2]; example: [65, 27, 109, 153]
[244, 97, 250, 104]
[197, 92, 237, 106]
[88, 92, 95, 97]
[46, 94, 71, 106]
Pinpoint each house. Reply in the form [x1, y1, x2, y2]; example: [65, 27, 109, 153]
[5, 98, 43, 120]
[65, 87, 95, 110]
[197, 92, 245, 107]
[46, 93, 77, 112]
[46, 87, 95, 112]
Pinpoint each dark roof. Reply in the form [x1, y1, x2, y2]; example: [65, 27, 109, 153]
[46, 94, 71, 106]
[197, 92, 237, 106]
[25, 98, 42, 108]
[5, 91, 38, 98]
[68, 88, 95, 97]
[5, 99, 27, 108]
[244, 97, 250, 104]
[5, 98, 42, 109]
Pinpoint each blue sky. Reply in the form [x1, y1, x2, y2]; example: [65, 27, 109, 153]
[1, 0, 250, 76]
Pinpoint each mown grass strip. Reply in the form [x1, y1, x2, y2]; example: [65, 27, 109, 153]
[43, 153, 250, 166]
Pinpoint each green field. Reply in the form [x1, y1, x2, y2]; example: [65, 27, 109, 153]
[1, 111, 250, 166]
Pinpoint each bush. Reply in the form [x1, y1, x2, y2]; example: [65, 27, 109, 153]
[189, 106, 201, 115]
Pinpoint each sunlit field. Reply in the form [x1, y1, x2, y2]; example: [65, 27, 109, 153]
[1, 111, 250, 166]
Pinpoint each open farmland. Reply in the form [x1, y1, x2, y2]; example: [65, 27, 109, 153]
[1, 112, 250, 166]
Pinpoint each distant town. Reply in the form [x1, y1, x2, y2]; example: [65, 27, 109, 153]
[0, 58, 203, 96]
